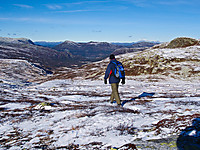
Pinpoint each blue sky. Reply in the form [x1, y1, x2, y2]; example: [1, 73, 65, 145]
[0, 0, 200, 42]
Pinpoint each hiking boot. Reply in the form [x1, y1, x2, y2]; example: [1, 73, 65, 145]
[117, 104, 122, 107]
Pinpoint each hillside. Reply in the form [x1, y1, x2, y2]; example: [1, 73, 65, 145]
[48, 37, 200, 82]
[0, 37, 34, 45]
[53, 41, 121, 61]
[53, 41, 158, 62]
[112, 42, 158, 55]
[0, 37, 200, 149]
[0, 37, 73, 69]
[0, 59, 49, 83]
[0, 37, 158, 70]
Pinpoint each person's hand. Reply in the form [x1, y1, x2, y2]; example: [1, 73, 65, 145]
[104, 79, 107, 84]
[121, 78, 125, 85]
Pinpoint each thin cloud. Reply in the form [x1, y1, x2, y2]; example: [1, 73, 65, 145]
[156, 0, 194, 6]
[13, 4, 33, 9]
[117, 0, 194, 8]
[92, 30, 102, 33]
[45, 4, 62, 10]
[118, 0, 151, 8]
[132, 0, 196, 7]
[131, 0, 150, 7]
[0, 17, 49, 23]
[55, 5, 127, 13]
[45, 1, 108, 10]
[45, 1, 127, 13]
[0, 15, 134, 26]
[65, 1, 109, 5]
[56, 9, 99, 13]
[0, 17, 9, 20]
[0, 17, 89, 25]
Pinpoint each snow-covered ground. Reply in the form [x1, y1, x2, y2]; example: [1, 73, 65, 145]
[0, 78, 200, 149]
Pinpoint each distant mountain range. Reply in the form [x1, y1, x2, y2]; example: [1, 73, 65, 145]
[34, 40, 159, 62]
[53, 41, 122, 61]
[0, 37, 160, 70]
[111, 40, 160, 46]
[112, 41, 160, 55]
[34, 41, 63, 48]
[1, 37, 199, 82]
[52, 40, 159, 61]
[35, 40, 160, 47]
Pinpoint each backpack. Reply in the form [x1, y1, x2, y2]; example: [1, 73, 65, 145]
[112, 61, 125, 79]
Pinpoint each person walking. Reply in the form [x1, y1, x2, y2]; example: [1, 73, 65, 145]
[104, 54, 125, 106]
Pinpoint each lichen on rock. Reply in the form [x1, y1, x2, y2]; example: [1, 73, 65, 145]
[166, 37, 199, 48]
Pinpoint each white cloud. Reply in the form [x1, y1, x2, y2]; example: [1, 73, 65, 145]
[156, 0, 193, 6]
[0, 17, 49, 23]
[56, 9, 97, 13]
[45, 1, 109, 10]
[55, 5, 127, 13]
[0, 17, 9, 20]
[117, 0, 198, 8]
[45, 4, 62, 10]
[118, 0, 151, 7]
[92, 30, 102, 33]
[65, 1, 109, 5]
[13, 4, 33, 9]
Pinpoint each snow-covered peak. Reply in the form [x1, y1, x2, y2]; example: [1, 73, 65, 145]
[136, 39, 161, 44]
[88, 41, 110, 46]
[0, 37, 34, 45]
[63, 40, 79, 46]
[88, 41, 100, 45]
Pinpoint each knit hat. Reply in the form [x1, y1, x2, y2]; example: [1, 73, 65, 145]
[109, 54, 115, 59]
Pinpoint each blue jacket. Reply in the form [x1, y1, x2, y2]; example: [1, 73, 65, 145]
[104, 59, 120, 84]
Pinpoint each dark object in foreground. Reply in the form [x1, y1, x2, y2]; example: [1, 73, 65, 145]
[177, 117, 200, 150]
[121, 92, 155, 107]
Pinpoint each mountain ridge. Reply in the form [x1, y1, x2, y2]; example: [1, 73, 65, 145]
[53, 40, 121, 61]
[0, 37, 73, 69]
[53, 40, 158, 61]
[0, 37, 34, 45]
[47, 37, 200, 82]
[1, 36, 199, 83]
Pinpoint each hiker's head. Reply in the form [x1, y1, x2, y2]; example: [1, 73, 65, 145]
[109, 54, 115, 60]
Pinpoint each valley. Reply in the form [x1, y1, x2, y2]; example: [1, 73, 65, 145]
[0, 37, 200, 149]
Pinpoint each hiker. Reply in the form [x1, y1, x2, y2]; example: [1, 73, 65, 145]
[104, 54, 125, 106]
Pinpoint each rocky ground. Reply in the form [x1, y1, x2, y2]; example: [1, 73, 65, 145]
[0, 78, 200, 149]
